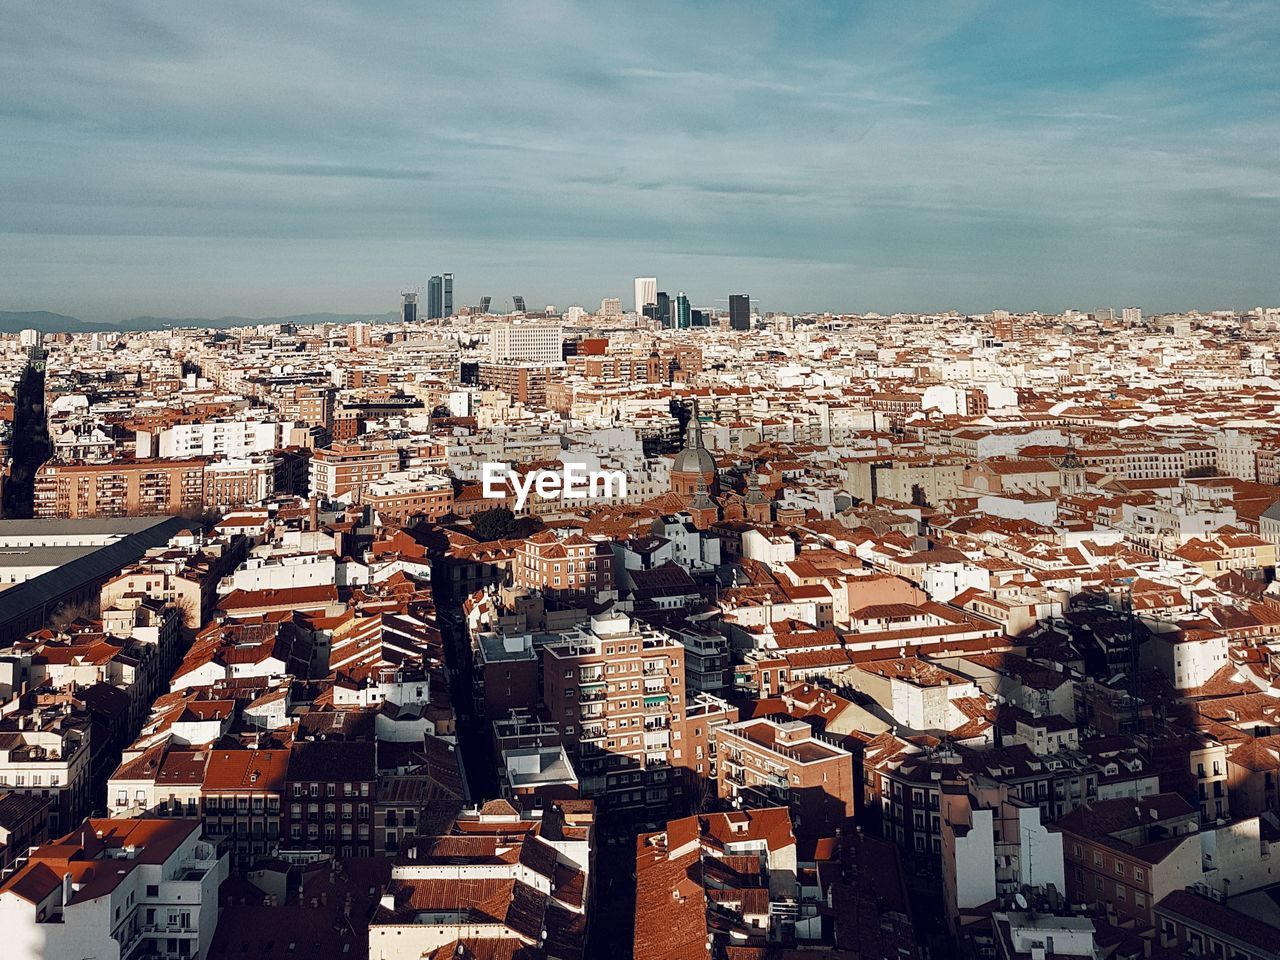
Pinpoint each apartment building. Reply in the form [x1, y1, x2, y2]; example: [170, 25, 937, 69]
[475, 361, 562, 407]
[940, 779, 1065, 934]
[0, 818, 227, 960]
[308, 441, 401, 499]
[540, 611, 690, 811]
[368, 799, 592, 960]
[514, 531, 615, 596]
[489, 322, 564, 363]
[33, 459, 207, 518]
[361, 469, 454, 524]
[0, 791, 49, 877]
[201, 748, 287, 869]
[1055, 793, 1202, 928]
[1154, 889, 1280, 960]
[284, 740, 377, 858]
[715, 716, 856, 839]
[202, 455, 279, 510]
[0, 708, 92, 837]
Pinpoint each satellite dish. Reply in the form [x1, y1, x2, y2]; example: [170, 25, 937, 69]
[1014, 892, 1029, 910]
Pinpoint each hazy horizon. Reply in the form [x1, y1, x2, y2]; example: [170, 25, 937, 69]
[3, 1, 1278, 322]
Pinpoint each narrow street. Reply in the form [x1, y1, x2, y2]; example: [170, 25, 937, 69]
[431, 580, 499, 803]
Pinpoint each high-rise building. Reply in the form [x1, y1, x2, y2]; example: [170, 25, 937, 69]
[539, 610, 702, 810]
[401, 291, 418, 324]
[427, 275, 444, 319]
[633, 277, 657, 315]
[729, 294, 750, 331]
[989, 310, 1016, 341]
[512, 295, 526, 313]
[490, 322, 564, 363]
[600, 297, 623, 319]
[1122, 306, 1143, 324]
[675, 292, 691, 329]
[443, 272, 454, 317]
[479, 296, 492, 314]
[656, 291, 671, 327]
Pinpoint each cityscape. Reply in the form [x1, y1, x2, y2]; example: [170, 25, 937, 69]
[0, 299, 1278, 960]
[3, 3, 1280, 960]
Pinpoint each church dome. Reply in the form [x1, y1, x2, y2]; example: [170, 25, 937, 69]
[673, 445, 716, 475]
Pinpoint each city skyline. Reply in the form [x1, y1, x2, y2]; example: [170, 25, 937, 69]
[3, 1, 1278, 322]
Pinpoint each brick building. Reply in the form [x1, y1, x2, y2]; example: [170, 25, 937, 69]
[33, 459, 208, 518]
[715, 716, 856, 839]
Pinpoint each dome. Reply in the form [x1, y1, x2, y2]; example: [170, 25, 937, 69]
[673, 446, 716, 475]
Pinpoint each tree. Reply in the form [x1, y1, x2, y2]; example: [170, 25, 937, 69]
[50, 599, 99, 632]
[472, 506, 518, 541]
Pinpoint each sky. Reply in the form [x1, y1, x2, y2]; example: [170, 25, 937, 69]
[1, 0, 1277, 322]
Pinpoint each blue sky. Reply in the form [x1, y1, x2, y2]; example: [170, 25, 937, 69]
[1, 0, 1277, 321]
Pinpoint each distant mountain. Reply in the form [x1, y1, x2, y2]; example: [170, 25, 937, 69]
[0, 309, 401, 334]
[0, 310, 116, 333]
[125, 311, 400, 330]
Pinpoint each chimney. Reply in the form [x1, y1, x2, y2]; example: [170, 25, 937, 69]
[309, 497, 319, 532]
[62, 872, 73, 904]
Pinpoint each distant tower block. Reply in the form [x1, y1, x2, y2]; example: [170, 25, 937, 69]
[443, 273, 454, 317]
[479, 296, 492, 314]
[512, 295, 526, 313]
[634, 277, 657, 315]
[427, 276, 444, 319]
[401, 291, 418, 324]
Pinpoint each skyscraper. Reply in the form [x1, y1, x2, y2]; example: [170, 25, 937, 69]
[634, 277, 657, 315]
[427, 276, 443, 320]
[479, 296, 492, 314]
[443, 273, 454, 317]
[512, 295, 526, 313]
[675, 292, 691, 329]
[656, 291, 671, 328]
[729, 294, 750, 331]
[401, 291, 418, 325]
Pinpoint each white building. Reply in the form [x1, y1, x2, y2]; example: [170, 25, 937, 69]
[0, 818, 228, 960]
[137, 415, 290, 459]
[490, 322, 564, 363]
[633, 277, 657, 315]
[943, 790, 1065, 926]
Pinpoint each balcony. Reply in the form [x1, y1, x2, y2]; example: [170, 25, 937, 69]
[142, 921, 197, 936]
